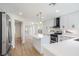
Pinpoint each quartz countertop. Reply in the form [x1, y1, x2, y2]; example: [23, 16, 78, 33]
[32, 34, 44, 39]
[42, 37, 79, 56]
[61, 33, 79, 37]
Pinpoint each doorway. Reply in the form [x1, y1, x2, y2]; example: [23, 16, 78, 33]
[15, 20, 22, 47]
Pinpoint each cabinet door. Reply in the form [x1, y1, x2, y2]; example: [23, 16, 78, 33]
[68, 12, 79, 29]
[60, 16, 70, 29]
[60, 12, 79, 29]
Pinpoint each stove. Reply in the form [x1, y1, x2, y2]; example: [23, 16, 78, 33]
[50, 32, 62, 43]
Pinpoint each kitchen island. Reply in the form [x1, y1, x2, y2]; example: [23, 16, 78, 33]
[32, 34, 50, 54]
[42, 37, 79, 56]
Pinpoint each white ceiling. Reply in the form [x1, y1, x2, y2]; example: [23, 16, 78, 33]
[0, 3, 79, 22]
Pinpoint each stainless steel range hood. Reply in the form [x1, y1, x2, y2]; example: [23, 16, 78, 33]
[53, 17, 60, 28]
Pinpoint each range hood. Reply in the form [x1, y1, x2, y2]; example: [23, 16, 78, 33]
[53, 26, 60, 28]
[53, 17, 60, 28]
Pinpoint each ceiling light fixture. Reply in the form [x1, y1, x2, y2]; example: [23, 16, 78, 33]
[49, 3, 56, 6]
[56, 10, 60, 13]
[40, 22, 42, 24]
[19, 12, 23, 15]
[32, 22, 34, 25]
[41, 17, 44, 19]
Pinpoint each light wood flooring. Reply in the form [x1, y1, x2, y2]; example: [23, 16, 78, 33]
[10, 38, 42, 56]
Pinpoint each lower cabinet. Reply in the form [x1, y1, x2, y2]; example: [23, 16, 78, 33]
[33, 37, 43, 54]
[32, 36, 50, 54]
[42, 47, 55, 56]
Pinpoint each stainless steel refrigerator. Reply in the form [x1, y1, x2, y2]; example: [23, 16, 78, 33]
[0, 12, 12, 56]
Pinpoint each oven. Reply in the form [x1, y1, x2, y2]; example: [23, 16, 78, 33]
[50, 34, 58, 43]
[50, 32, 62, 43]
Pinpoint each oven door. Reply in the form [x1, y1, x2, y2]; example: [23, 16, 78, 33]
[50, 34, 58, 43]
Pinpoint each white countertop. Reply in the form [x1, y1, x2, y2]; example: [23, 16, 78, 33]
[32, 34, 44, 39]
[61, 33, 79, 37]
[43, 37, 79, 56]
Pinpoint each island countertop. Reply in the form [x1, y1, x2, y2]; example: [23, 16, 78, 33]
[42, 37, 79, 56]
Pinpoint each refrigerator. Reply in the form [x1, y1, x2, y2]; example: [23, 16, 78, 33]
[0, 12, 12, 56]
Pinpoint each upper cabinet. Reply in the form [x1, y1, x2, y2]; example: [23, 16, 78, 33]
[60, 11, 79, 29]
[60, 15, 70, 29]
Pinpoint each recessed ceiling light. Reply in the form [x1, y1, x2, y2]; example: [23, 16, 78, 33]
[32, 22, 34, 25]
[56, 10, 60, 13]
[40, 22, 42, 24]
[19, 12, 23, 15]
[41, 17, 44, 19]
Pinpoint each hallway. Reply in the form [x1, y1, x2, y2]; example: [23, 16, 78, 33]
[10, 38, 41, 56]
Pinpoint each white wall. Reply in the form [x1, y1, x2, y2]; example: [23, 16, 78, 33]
[21, 22, 26, 43]
[15, 22, 21, 39]
[11, 19, 15, 48]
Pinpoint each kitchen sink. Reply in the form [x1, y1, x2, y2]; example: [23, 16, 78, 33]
[75, 39, 79, 41]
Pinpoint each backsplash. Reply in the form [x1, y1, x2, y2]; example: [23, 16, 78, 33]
[63, 29, 79, 35]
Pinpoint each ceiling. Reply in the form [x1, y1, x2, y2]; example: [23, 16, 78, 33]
[0, 3, 79, 22]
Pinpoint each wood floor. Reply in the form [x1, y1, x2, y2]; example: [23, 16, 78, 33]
[10, 38, 42, 56]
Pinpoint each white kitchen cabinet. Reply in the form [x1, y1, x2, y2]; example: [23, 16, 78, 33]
[32, 35, 50, 54]
[58, 35, 66, 41]
[60, 11, 79, 29]
[42, 47, 55, 56]
[33, 37, 42, 54]
[60, 15, 70, 29]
